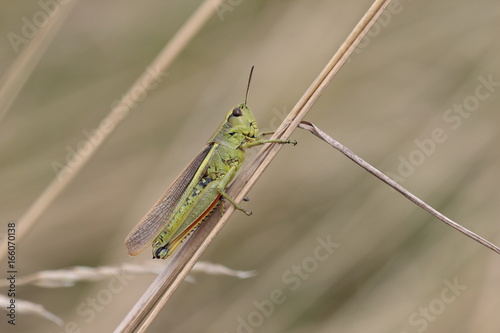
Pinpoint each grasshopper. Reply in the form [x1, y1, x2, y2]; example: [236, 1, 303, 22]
[125, 67, 296, 259]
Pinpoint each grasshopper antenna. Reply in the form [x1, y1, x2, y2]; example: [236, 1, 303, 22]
[244, 66, 254, 106]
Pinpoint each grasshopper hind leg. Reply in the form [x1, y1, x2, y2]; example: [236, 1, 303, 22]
[153, 200, 222, 259]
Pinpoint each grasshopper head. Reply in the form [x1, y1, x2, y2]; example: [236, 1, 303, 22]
[208, 103, 260, 148]
[226, 103, 259, 139]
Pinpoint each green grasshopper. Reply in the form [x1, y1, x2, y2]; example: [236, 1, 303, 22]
[125, 67, 296, 259]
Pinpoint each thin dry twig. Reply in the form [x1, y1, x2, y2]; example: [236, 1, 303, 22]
[115, 1, 394, 332]
[0, 0, 226, 263]
[298, 121, 500, 254]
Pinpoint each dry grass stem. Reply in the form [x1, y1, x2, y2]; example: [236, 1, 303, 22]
[115, 1, 394, 332]
[298, 121, 500, 254]
[0, 0, 225, 263]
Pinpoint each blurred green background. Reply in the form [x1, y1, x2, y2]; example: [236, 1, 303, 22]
[1, 0, 500, 332]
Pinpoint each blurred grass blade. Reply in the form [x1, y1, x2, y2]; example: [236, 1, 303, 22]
[298, 120, 500, 255]
[0, 0, 79, 123]
[0, 262, 254, 288]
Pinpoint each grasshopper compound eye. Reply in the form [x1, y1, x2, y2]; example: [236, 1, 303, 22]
[232, 107, 243, 117]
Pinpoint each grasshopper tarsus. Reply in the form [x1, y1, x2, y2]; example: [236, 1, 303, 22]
[236, 205, 252, 216]
[243, 196, 250, 202]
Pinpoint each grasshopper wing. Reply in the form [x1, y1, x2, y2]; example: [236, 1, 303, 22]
[125, 145, 212, 256]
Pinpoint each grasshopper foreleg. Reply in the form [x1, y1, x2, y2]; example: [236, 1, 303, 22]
[242, 138, 297, 149]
